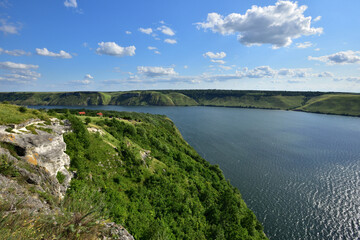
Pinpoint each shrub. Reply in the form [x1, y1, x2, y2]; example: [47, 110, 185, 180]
[18, 106, 27, 113]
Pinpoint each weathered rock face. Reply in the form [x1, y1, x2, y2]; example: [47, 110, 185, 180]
[0, 118, 72, 198]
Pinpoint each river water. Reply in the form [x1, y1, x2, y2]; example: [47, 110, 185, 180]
[30, 105, 360, 240]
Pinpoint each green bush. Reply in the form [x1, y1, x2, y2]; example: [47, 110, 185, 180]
[18, 106, 27, 113]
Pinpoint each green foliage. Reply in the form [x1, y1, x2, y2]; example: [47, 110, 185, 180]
[5, 127, 14, 133]
[85, 117, 91, 125]
[26, 125, 38, 135]
[0, 188, 110, 240]
[57, 171, 66, 184]
[0, 155, 20, 177]
[0, 104, 48, 125]
[18, 106, 27, 113]
[61, 111, 267, 239]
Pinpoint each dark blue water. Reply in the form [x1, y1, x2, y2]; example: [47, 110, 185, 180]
[31, 105, 360, 240]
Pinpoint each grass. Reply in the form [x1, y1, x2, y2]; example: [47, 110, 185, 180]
[0, 104, 39, 124]
[296, 94, 360, 116]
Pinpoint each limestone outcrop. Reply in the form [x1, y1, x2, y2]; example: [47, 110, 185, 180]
[0, 118, 72, 198]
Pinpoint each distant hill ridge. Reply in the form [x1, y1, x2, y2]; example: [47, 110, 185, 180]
[0, 90, 359, 116]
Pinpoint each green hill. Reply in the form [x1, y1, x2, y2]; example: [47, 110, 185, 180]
[296, 94, 360, 116]
[0, 90, 359, 117]
[0, 104, 267, 239]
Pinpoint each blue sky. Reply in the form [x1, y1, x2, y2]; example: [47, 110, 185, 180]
[0, 0, 360, 92]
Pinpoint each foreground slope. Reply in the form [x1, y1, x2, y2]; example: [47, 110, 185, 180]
[0, 90, 359, 117]
[0, 104, 267, 239]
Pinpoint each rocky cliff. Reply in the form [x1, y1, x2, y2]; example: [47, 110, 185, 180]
[0, 117, 134, 239]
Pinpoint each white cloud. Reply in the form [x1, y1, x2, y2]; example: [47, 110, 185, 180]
[69, 80, 92, 85]
[84, 74, 93, 80]
[139, 27, 153, 34]
[317, 72, 334, 78]
[219, 65, 232, 70]
[309, 50, 360, 64]
[313, 16, 321, 22]
[196, 1, 323, 48]
[154, 50, 161, 55]
[184, 65, 188, 69]
[157, 26, 175, 36]
[137, 66, 178, 77]
[96, 42, 136, 57]
[203, 51, 226, 59]
[296, 42, 313, 49]
[0, 18, 21, 35]
[36, 48, 72, 59]
[125, 31, 132, 35]
[148, 46, 157, 50]
[211, 59, 226, 64]
[164, 39, 177, 44]
[0, 48, 30, 56]
[0, 61, 38, 70]
[64, 0, 77, 8]
[314, 48, 320, 51]
[334, 77, 360, 83]
[0, 61, 40, 83]
[104, 65, 335, 86]
[237, 66, 331, 79]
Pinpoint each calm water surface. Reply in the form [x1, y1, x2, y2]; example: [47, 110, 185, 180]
[31, 105, 360, 240]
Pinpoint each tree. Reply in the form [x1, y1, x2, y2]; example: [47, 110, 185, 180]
[85, 117, 91, 125]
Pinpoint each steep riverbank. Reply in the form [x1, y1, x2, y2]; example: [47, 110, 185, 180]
[0, 90, 359, 117]
[0, 103, 267, 239]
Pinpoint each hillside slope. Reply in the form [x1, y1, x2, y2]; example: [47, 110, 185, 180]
[1, 90, 358, 116]
[0, 104, 267, 239]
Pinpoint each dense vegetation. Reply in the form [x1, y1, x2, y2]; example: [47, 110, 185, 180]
[0, 90, 359, 116]
[48, 109, 266, 239]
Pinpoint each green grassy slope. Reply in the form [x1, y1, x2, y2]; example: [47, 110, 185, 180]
[1, 105, 267, 239]
[296, 94, 360, 116]
[0, 103, 50, 124]
[52, 108, 267, 239]
[0, 90, 359, 116]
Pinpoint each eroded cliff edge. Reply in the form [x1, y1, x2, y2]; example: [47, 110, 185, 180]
[0, 115, 134, 239]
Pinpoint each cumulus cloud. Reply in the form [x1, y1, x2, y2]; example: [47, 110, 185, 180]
[148, 46, 157, 50]
[196, 1, 323, 48]
[96, 42, 136, 57]
[137, 66, 178, 77]
[36, 48, 72, 59]
[296, 42, 313, 49]
[0, 48, 30, 56]
[309, 50, 360, 64]
[203, 51, 226, 59]
[125, 31, 132, 35]
[164, 39, 177, 44]
[139, 27, 153, 34]
[64, 0, 77, 8]
[0, 61, 40, 84]
[157, 26, 175, 36]
[0, 18, 21, 35]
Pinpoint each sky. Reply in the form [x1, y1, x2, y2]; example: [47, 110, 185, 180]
[0, 0, 360, 92]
